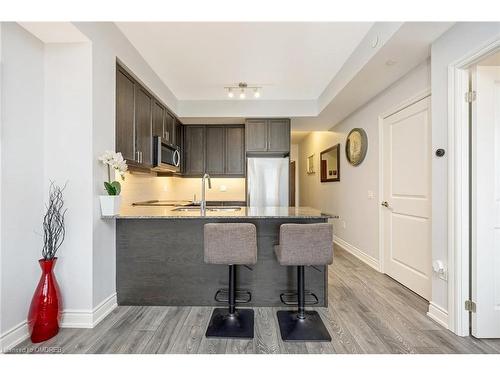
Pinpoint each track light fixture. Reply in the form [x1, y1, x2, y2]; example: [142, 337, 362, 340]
[225, 82, 261, 99]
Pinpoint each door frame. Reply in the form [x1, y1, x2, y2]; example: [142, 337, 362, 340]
[448, 38, 500, 336]
[378, 89, 432, 275]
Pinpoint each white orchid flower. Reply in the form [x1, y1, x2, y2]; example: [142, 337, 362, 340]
[99, 150, 128, 183]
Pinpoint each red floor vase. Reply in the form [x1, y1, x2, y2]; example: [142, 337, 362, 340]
[28, 258, 62, 343]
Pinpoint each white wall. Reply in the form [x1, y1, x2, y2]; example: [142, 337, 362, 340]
[430, 22, 500, 314]
[0, 23, 45, 349]
[44, 43, 94, 312]
[71, 23, 180, 307]
[298, 60, 431, 265]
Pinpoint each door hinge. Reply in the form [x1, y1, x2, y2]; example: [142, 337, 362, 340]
[465, 300, 476, 312]
[465, 91, 476, 103]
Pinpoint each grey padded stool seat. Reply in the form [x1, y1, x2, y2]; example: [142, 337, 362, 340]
[274, 223, 333, 342]
[204, 223, 257, 339]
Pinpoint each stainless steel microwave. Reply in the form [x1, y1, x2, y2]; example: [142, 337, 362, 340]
[152, 136, 181, 173]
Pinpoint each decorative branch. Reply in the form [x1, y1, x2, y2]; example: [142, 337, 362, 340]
[42, 182, 67, 260]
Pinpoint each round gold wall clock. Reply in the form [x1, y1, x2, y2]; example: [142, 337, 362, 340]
[345, 128, 368, 166]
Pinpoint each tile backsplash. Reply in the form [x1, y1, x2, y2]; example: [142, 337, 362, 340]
[120, 171, 246, 206]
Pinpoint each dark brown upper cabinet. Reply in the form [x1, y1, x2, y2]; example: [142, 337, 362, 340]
[267, 119, 290, 152]
[164, 111, 175, 145]
[245, 119, 268, 152]
[245, 118, 290, 155]
[115, 63, 183, 171]
[152, 100, 164, 138]
[116, 69, 136, 162]
[183, 125, 245, 177]
[225, 126, 245, 175]
[205, 127, 225, 175]
[135, 87, 153, 166]
[183, 126, 206, 176]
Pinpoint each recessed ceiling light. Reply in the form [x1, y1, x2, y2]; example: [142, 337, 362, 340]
[386, 59, 397, 66]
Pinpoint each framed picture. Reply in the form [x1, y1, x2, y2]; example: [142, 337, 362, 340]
[346, 128, 368, 166]
[307, 154, 315, 174]
[320, 144, 340, 182]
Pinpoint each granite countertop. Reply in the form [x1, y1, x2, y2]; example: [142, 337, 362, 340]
[116, 205, 331, 219]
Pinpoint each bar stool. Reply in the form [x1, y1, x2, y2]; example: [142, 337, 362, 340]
[274, 223, 333, 342]
[204, 223, 257, 339]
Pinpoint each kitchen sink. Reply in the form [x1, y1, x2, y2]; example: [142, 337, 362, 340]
[172, 207, 203, 212]
[207, 207, 241, 212]
[172, 206, 241, 212]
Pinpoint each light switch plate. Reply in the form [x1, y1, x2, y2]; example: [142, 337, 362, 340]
[368, 190, 375, 199]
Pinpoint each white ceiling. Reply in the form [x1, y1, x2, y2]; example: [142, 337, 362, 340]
[19, 22, 89, 43]
[116, 22, 373, 100]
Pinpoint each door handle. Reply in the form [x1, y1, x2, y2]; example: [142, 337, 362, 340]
[381, 201, 390, 208]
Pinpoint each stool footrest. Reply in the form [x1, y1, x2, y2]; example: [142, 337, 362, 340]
[280, 290, 319, 306]
[215, 289, 252, 304]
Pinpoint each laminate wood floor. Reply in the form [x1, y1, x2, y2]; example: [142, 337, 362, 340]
[12, 247, 500, 354]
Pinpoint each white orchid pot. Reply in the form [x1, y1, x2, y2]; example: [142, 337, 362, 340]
[99, 195, 121, 217]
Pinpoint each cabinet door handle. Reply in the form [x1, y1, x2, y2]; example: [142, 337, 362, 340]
[173, 149, 180, 167]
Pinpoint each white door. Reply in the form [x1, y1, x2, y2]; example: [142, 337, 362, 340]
[382, 96, 432, 300]
[471, 65, 500, 338]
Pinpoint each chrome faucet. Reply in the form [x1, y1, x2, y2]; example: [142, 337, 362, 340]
[201, 173, 212, 211]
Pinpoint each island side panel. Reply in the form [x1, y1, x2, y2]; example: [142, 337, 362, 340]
[116, 217, 328, 307]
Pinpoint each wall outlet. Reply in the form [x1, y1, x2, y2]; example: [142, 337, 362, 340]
[219, 185, 227, 192]
[432, 260, 448, 281]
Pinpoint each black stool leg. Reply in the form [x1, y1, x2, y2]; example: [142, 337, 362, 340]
[228, 264, 236, 315]
[297, 265, 305, 319]
[276, 266, 332, 342]
[205, 265, 254, 339]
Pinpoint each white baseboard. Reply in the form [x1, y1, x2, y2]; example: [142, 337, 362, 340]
[427, 301, 449, 329]
[0, 320, 29, 353]
[333, 235, 380, 271]
[61, 293, 117, 328]
[1, 293, 117, 352]
[92, 292, 118, 327]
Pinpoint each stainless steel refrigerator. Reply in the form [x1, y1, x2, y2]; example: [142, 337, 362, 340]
[247, 157, 289, 207]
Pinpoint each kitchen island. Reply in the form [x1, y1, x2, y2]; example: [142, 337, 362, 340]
[116, 206, 331, 307]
